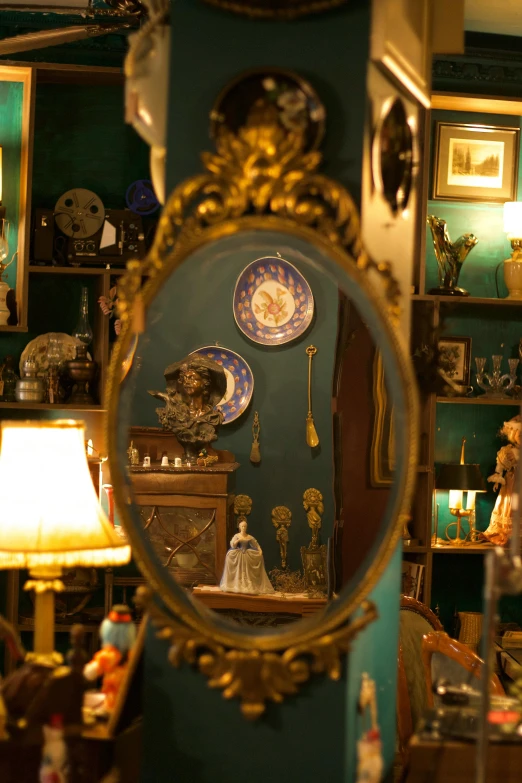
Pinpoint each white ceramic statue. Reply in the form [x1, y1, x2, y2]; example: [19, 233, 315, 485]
[481, 414, 520, 546]
[220, 520, 275, 595]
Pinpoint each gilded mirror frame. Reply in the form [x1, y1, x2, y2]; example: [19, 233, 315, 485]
[106, 106, 419, 719]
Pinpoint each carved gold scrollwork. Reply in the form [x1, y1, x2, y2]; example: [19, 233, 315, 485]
[117, 104, 401, 326]
[137, 585, 377, 719]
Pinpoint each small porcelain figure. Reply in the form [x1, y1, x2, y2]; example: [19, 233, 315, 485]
[39, 715, 67, 783]
[220, 520, 275, 595]
[83, 605, 137, 715]
[481, 415, 521, 546]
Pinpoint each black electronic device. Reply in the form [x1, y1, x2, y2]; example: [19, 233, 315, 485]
[32, 188, 146, 267]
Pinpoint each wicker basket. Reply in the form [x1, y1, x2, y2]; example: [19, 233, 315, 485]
[458, 611, 483, 653]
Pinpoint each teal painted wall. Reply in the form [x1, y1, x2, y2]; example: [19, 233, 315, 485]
[129, 232, 338, 573]
[139, 2, 404, 782]
[426, 110, 522, 298]
[0, 80, 23, 291]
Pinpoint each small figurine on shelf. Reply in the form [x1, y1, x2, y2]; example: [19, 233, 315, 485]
[481, 415, 521, 546]
[127, 440, 140, 466]
[220, 496, 274, 595]
[39, 714, 67, 783]
[66, 624, 89, 675]
[83, 604, 137, 716]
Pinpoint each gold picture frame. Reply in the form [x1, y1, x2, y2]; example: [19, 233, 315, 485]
[433, 122, 520, 203]
[370, 352, 395, 487]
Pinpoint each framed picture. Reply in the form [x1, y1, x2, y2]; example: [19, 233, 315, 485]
[438, 336, 472, 387]
[433, 122, 520, 203]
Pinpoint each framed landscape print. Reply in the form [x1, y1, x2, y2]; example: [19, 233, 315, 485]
[438, 336, 472, 387]
[433, 122, 520, 203]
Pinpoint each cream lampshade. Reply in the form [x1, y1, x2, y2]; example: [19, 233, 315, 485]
[0, 419, 131, 666]
[503, 201, 522, 300]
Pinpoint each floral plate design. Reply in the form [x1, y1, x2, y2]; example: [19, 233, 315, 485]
[233, 257, 314, 346]
[188, 346, 253, 424]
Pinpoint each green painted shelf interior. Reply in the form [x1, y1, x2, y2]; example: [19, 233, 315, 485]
[428, 105, 522, 633]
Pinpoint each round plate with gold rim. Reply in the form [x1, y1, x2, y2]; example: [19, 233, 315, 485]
[233, 256, 314, 346]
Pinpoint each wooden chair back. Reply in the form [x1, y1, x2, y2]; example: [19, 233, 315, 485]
[421, 631, 504, 708]
[397, 597, 443, 767]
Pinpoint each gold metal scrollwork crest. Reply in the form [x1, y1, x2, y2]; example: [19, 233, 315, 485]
[117, 102, 401, 327]
[136, 586, 377, 720]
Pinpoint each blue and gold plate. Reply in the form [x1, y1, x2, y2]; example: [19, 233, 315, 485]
[189, 345, 253, 424]
[233, 256, 314, 346]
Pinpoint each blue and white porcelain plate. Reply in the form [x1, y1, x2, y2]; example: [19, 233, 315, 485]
[189, 346, 253, 424]
[233, 256, 314, 346]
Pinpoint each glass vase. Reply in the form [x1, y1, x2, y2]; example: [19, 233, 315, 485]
[72, 286, 93, 346]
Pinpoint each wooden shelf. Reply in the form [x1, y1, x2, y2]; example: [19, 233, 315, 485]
[403, 545, 428, 553]
[436, 396, 521, 406]
[29, 265, 120, 276]
[412, 294, 522, 307]
[431, 545, 495, 554]
[0, 402, 106, 412]
[0, 325, 28, 332]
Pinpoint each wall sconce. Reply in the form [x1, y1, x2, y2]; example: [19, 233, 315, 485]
[502, 201, 522, 300]
[436, 437, 486, 546]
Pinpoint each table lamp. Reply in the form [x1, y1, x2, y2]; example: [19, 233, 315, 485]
[503, 201, 522, 300]
[0, 419, 131, 667]
[436, 437, 486, 546]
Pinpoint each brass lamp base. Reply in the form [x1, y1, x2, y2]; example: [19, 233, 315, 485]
[445, 508, 472, 546]
[23, 565, 64, 667]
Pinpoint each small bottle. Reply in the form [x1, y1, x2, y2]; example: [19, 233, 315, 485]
[143, 454, 151, 468]
[174, 457, 182, 468]
[2, 355, 18, 402]
[161, 451, 169, 467]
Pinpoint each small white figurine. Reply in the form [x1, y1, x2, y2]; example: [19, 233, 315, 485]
[220, 520, 275, 595]
[356, 673, 384, 783]
[481, 415, 520, 546]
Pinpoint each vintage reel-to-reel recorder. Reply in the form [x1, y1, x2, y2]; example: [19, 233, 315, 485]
[33, 187, 147, 267]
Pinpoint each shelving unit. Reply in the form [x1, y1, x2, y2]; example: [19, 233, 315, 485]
[407, 90, 522, 630]
[0, 60, 151, 673]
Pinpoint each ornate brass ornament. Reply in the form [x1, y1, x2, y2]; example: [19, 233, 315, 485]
[303, 488, 324, 549]
[271, 506, 292, 569]
[136, 585, 377, 720]
[234, 494, 253, 527]
[115, 101, 401, 328]
[107, 80, 418, 720]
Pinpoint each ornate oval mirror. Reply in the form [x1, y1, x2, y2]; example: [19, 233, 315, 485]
[107, 80, 418, 720]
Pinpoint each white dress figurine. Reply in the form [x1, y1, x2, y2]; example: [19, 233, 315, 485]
[220, 520, 275, 595]
[481, 415, 521, 546]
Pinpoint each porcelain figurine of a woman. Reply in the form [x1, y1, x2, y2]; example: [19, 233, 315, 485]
[220, 520, 275, 595]
[481, 415, 521, 546]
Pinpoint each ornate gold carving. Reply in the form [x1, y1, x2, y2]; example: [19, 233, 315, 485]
[271, 506, 292, 569]
[117, 103, 401, 326]
[234, 494, 252, 525]
[303, 487, 324, 549]
[137, 585, 377, 719]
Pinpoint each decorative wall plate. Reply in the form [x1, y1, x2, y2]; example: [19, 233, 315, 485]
[20, 333, 89, 377]
[233, 256, 314, 346]
[210, 67, 325, 153]
[189, 345, 253, 424]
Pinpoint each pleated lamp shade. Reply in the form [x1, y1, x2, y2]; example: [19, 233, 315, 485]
[0, 420, 131, 569]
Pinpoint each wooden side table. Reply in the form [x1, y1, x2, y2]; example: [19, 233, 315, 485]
[406, 735, 522, 783]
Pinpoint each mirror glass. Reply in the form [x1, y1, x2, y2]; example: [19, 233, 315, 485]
[115, 229, 406, 633]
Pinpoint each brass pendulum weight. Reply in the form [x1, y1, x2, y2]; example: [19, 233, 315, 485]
[305, 345, 319, 448]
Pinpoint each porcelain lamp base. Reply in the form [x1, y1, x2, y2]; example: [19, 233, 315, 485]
[504, 259, 522, 300]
